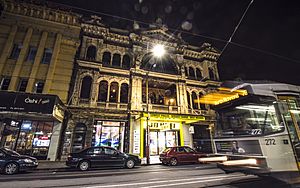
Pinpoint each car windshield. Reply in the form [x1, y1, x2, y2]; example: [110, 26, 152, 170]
[3, 148, 20, 156]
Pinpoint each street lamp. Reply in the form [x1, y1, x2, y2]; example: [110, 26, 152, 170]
[145, 44, 166, 165]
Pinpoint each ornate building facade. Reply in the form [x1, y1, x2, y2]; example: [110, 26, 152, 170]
[0, 0, 80, 160]
[64, 15, 220, 162]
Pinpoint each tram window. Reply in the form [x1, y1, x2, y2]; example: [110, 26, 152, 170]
[216, 103, 284, 137]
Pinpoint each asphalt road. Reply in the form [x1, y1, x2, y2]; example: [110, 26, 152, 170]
[0, 164, 294, 188]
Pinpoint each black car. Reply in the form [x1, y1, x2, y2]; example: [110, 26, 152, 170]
[0, 148, 38, 175]
[66, 146, 141, 171]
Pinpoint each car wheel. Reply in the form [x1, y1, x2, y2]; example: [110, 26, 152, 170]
[170, 158, 178, 166]
[4, 162, 19, 175]
[78, 160, 90, 171]
[125, 159, 135, 169]
[162, 161, 168, 165]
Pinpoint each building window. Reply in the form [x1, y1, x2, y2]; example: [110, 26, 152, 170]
[26, 46, 37, 62]
[196, 68, 202, 80]
[86, 45, 97, 60]
[35, 81, 44, 93]
[192, 92, 198, 109]
[120, 83, 129, 103]
[122, 55, 131, 70]
[18, 79, 28, 92]
[102, 52, 111, 66]
[80, 76, 92, 99]
[98, 80, 108, 102]
[41, 48, 52, 64]
[185, 67, 188, 76]
[0, 77, 10, 90]
[209, 67, 216, 80]
[112, 54, 121, 67]
[189, 67, 195, 79]
[109, 82, 119, 103]
[10, 44, 22, 60]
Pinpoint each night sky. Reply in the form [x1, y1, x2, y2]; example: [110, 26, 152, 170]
[47, 0, 300, 85]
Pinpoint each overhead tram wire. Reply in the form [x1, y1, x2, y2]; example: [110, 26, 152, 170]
[217, 0, 254, 60]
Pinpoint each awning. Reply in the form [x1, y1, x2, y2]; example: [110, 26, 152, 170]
[196, 87, 248, 105]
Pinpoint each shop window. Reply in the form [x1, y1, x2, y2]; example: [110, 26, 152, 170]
[186, 91, 191, 109]
[188, 67, 195, 79]
[41, 48, 52, 64]
[112, 53, 121, 67]
[26, 46, 37, 62]
[35, 81, 44, 93]
[72, 123, 87, 153]
[86, 45, 97, 60]
[98, 80, 108, 102]
[122, 54, 131, 69]
[109, 82, 119, 103]
[102, 51, 111, 66]
[192, 92, 198, 109]
[80, 76, 92, 99]
[120, 83, 128, 103]
[209, 67, 216, 80]
[10, 43, 22, 60]
[196, 68, 202, 80]
[0, 77, 10, 90]
[18, 78, 28, 92]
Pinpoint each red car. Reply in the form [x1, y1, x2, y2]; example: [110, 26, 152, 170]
[159, 146, 205, 166]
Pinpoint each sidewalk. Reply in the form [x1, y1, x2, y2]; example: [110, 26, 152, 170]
[37, 161, 68, 171]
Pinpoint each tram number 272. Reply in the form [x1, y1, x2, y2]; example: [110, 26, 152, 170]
[265, 138, 276, 145]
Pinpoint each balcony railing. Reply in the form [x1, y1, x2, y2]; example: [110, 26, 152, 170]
[77, 99, 128, 110]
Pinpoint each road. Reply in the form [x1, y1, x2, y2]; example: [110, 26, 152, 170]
[0, 164, 292, 188]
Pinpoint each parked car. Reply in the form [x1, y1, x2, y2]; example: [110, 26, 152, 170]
[0, 148, 38, 175]
[66, 146, 141, 171]
[159, 146, 206, 166]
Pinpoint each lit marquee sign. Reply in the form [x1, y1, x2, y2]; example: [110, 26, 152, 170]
[144, 121, 180, 130]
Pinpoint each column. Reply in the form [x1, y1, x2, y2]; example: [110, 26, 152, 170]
[43, 33, 62, 93]
[26, 31, 48, 92]
[117, 83, 121, 108]
[130, 76, 143, 111]
[197, 93, 200, 109]
[0, 25, 18, 75]
[47, 122, 62, 161]
[90, 81, 98, 106]
[9, 27, 33, 90]
[176, 83, 180, 112]
[106, 82, 111, 108]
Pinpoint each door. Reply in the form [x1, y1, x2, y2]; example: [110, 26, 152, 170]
[149, 131, 158, 155]
[184, 147, 198, 162]
[103, 147, 124, 166]
[176, 147, 189, 162]
[86, 147, 106, 167]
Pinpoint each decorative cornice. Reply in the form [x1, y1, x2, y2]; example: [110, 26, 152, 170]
[1, 0, 81, 27]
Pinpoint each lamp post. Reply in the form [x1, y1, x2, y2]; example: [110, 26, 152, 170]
[145, 44, 165, 165]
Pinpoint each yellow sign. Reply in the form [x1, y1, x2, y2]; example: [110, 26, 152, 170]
[145, 121, 180, 130]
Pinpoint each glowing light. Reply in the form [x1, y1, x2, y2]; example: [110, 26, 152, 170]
[151, 44, 165, 58]
[198, 156, 228, 163]
[222, 158, 257, 166]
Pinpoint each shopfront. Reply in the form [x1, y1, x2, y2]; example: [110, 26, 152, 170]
[92, 120, 126, 152]
[0, 91, 65, 160]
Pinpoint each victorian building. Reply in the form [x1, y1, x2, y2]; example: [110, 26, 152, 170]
[64, 15, 220, 162]
[0, 0, 80, 160]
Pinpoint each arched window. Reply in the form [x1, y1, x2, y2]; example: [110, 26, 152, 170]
[192, 92, 198, 109]
[112, 54, 121, 67]
[187, 91, 191, 109]
[122, 54, 131, 69]
[120, 83, 129, 103]
[189, 67, 195, 79]
[199, 93, 206, 110]
[185, 67, 189, 76]
[102, 51, 111, 66]
[209, 68, 216, 80]
[98, 80, 108, 102]
[109, 82, 119, 103]
[196, 68, 202, 80]
[86, 45, 97, 60]
[80, 76, 92, 99]
[72, 123, 87, 153]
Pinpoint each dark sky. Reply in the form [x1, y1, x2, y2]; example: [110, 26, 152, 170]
[47, 0, 300, 85]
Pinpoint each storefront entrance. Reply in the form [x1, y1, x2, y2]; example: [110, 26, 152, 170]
[149, 131, 178, 155]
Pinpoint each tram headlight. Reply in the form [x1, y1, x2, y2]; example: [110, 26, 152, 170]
[222, 158, 257, 166]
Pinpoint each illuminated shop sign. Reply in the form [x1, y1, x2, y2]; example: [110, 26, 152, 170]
[145, 121, 180, 130]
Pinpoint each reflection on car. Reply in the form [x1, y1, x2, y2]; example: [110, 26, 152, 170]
[159, 146, 206, 166]
[0, 148, 38, 175]
[66, 146, 141, 171]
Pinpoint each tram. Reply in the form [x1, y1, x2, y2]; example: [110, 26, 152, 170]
[198, 81, 300, 178]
